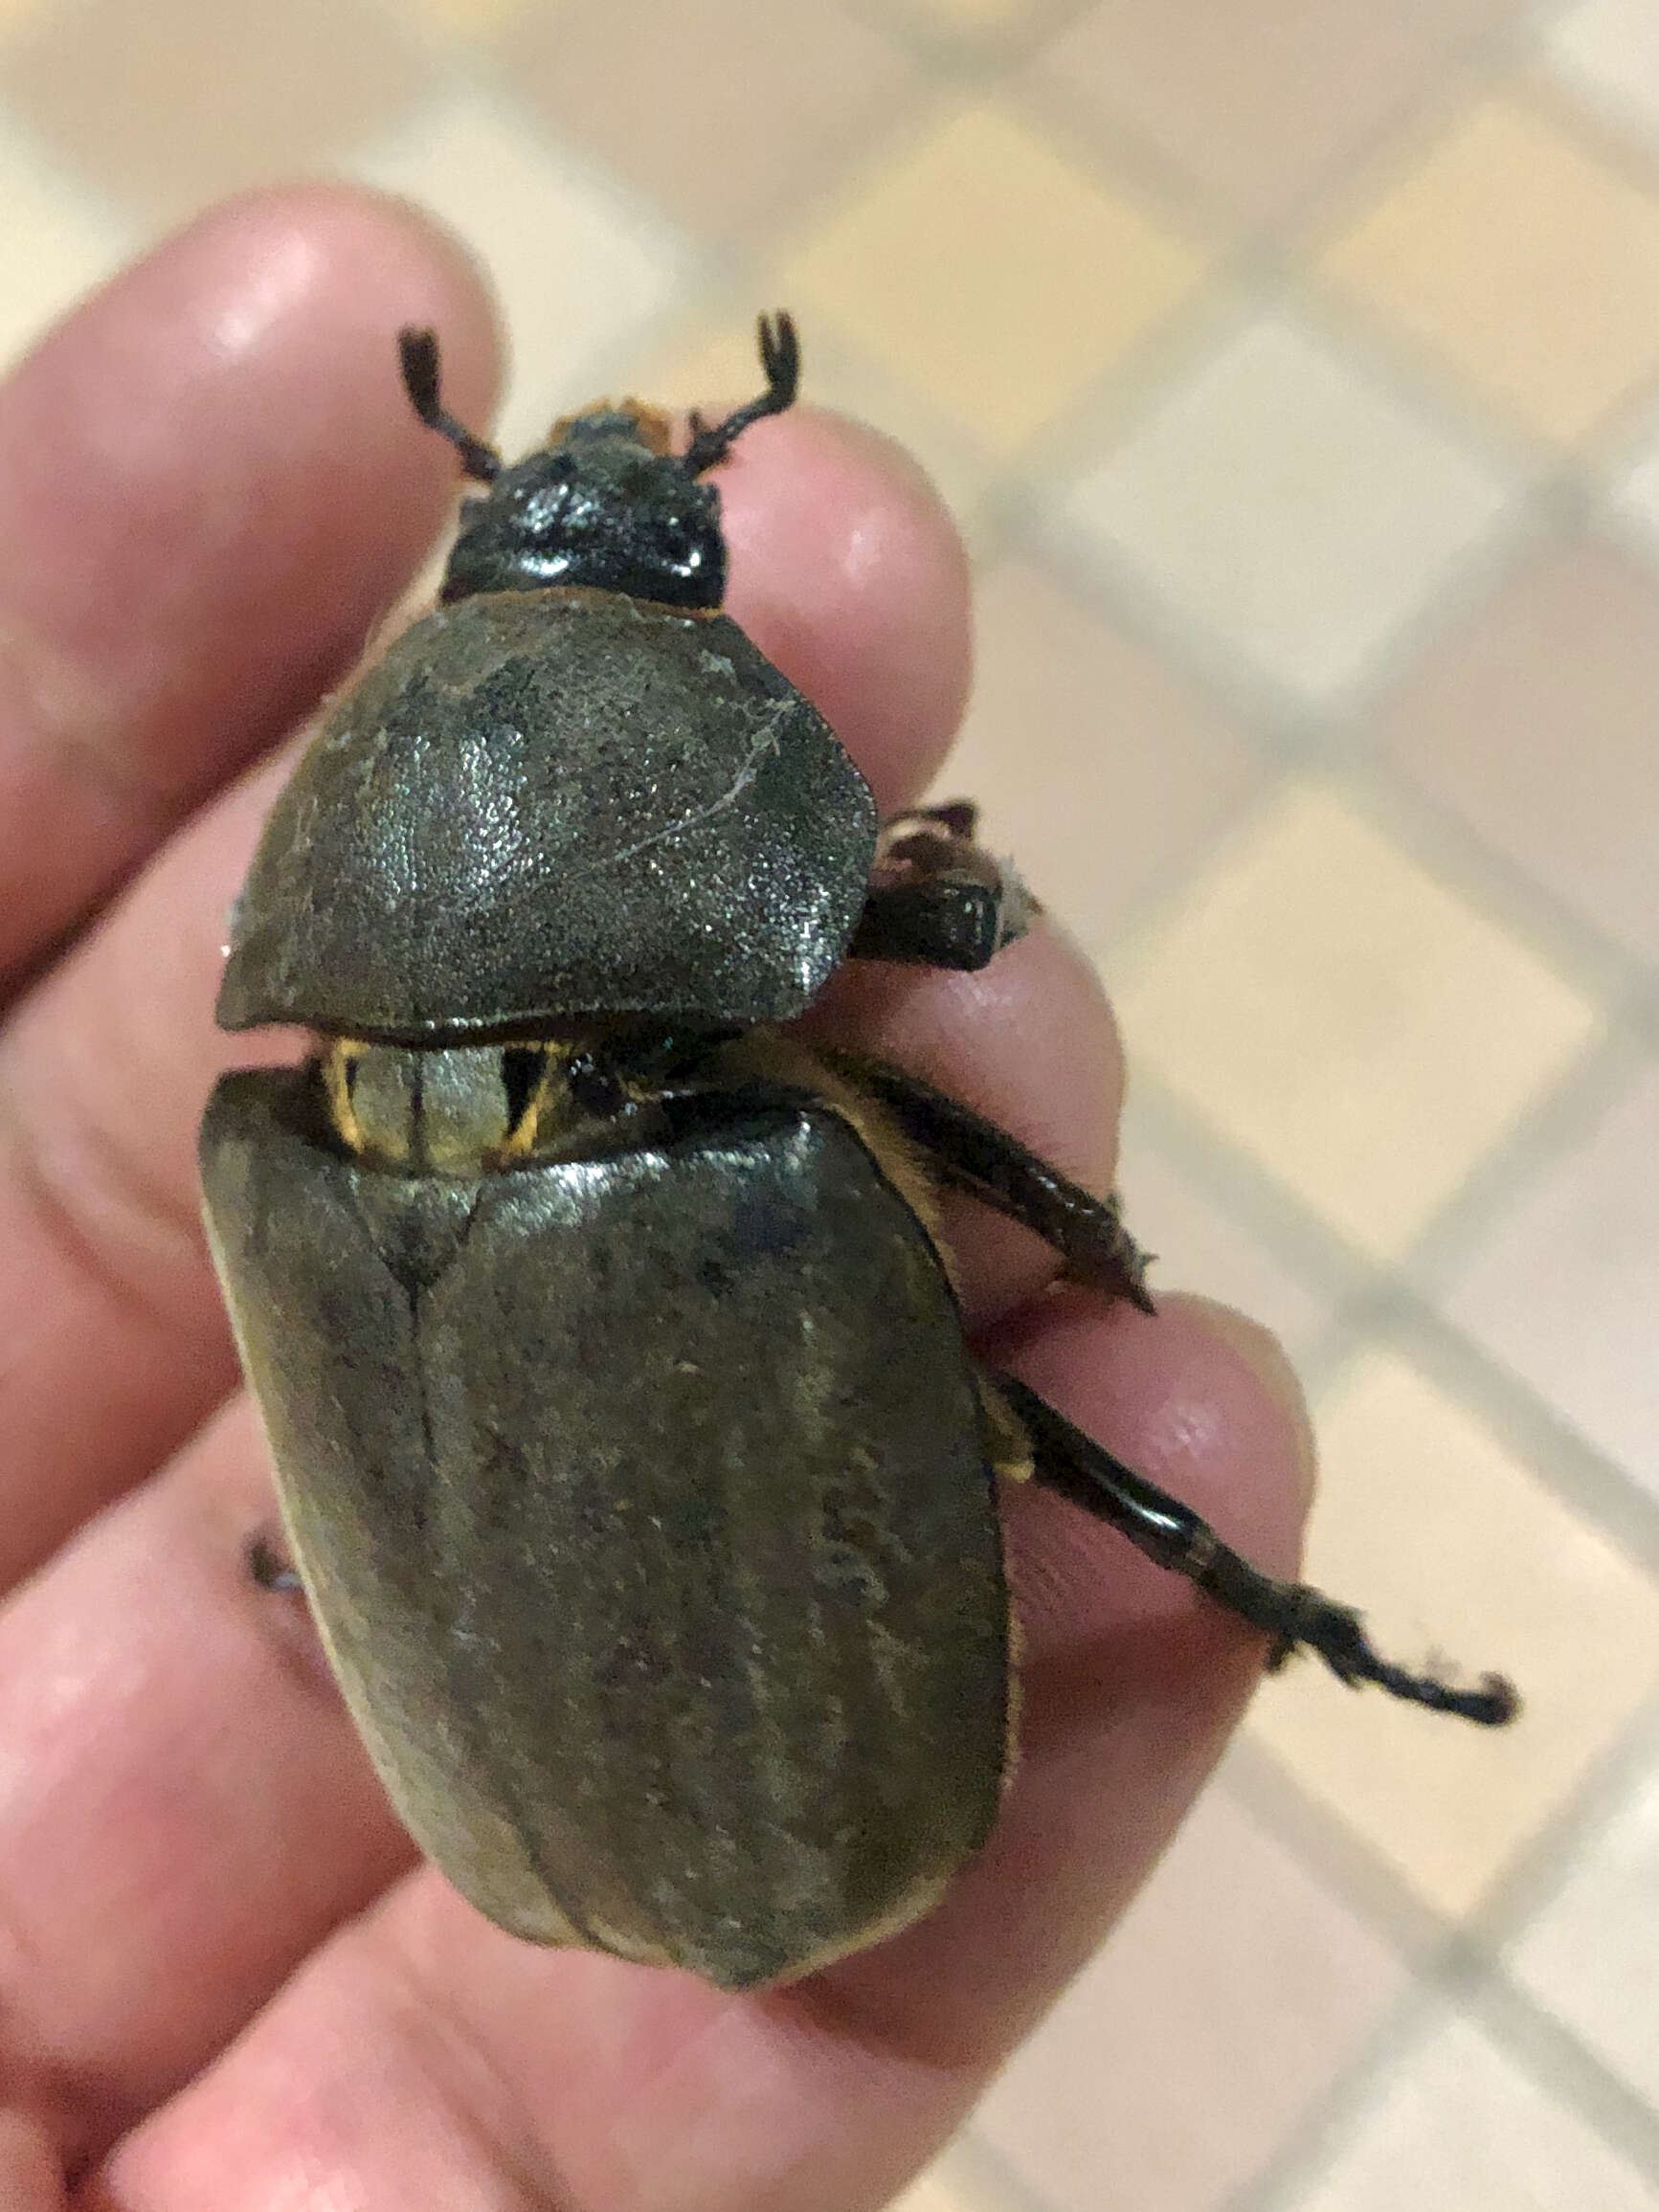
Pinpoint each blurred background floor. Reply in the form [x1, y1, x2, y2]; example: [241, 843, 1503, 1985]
[2, 0, 1656, 2206]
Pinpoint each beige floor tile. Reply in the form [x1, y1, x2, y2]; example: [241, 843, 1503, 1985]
[397, 0, 521, 32]
[0, 119, 131, 369]
[0, 0, 66, 34]
[941, 560, 1264, 959]
[643, 312, 998, 520]
[1512, 1745, 1659, 2115]
[1320, 96, 1659, 444]
[975, 1780, 1408, 2212]
[350, 91, 689, 457]
[1114, 1102, 1336, 1363]
[1442, 1059, 1659, 1497]
[504, 0, 913, 242]
[1062, 314, 1517, 706]
[1249, 1352, 1659, 1917]
[1113, 784, 1601, 1259]
[0, 0, 432, 227]
[1377, 539, 1659, 967]
[885, 2160, 995, 2212]
[1289, 2010, 1659, 2210]
[1612, 396, 1659, 543]
[1547, 0, 1659, 151]
[1030, 0, 1515, 229]
[780, 103, 1206, 453]
[900, 0, 1042, 31]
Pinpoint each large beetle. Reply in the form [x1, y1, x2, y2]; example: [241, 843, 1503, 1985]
[199, 317, 1515, 1991]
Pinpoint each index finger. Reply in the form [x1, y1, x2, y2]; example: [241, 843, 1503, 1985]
[0, 184, 497, 991]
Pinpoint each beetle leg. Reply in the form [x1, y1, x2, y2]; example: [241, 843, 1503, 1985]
[849, 805, 1037, 972]
[821, 1051, 1155, 1312]
[995, 1373, 1517, 1727]
[245, 1529, 303, 1594]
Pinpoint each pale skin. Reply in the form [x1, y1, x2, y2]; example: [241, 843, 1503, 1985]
[0, 190, 1313, 2211]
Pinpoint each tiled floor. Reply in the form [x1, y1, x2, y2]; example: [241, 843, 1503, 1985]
[2, 2, 1655, 2206]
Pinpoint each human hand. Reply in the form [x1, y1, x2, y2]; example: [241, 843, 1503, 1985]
[0, 190, 1312, 2211]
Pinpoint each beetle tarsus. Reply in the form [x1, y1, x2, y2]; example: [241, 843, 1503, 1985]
[397, 325, 504, 484]
[683, 311, 800, 476]
[998, 1374, 1517, 1727]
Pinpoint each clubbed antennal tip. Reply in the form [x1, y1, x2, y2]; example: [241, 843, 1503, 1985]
[683, 310, 800, 478]
[397, 325, 503, 485]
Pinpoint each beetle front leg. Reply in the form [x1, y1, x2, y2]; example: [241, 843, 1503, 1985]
[848, 803, 1035, 972]
[993, 1373, 1518, 1727]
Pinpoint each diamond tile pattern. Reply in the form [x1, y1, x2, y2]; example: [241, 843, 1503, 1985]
[1113, 784, 1601, 1258]
[1248, 1351, 1659, 1915]
[781, 103, 1206, 452]
[1378, 538, 1659, 964]
[942, 559, 1264, 957]
[504, 0, 914, 241]
[975, 1780, 1407, 2212]
[1441, 1057, 1659, 1495]
[1510, 1746, 1659, 2111]
[1063, 314, 1517, 704]
[0, 3, 1652, 2206]
[0, 0, 432, 224]
[1029, 0, 1517, 229]
[1547, 0, 1659, 152]
[1321, 97, 1659, 442]
[1289, 2012, 1659, 2211]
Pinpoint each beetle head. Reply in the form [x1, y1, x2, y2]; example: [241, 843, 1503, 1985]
[399, 315, 799, 614]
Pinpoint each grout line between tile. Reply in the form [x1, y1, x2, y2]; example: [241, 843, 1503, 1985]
[1223, 1981, 1446, 2212]
[1224, 1708, 1659, 2205]
[936, 2131, 1065, 2212]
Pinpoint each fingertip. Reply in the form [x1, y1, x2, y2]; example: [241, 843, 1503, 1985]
[993, 1287, 1315, 1643]
[0, 184, 504, 787]
[713, 407, 973, 812]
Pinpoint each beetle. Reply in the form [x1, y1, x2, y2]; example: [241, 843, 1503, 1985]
[198, 315, 1516, 1992]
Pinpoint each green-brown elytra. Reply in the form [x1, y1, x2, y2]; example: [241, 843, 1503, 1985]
[198, 317, 1518, 1992]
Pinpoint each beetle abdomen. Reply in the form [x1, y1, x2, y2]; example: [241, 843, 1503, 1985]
[201, 1073, 1007, 1987]
[215, 589, 878, 1040]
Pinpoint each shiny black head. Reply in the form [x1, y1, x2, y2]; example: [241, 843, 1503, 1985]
[399, 315, 799, 613]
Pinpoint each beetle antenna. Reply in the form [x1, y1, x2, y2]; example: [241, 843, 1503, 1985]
[683, 311, 800, 477]
[397, 326, 503, 484]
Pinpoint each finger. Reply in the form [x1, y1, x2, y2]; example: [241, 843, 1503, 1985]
[803, 919, 1127, 1320]
[716, 410, 973, 815]
[0, 404, 977, 1592]
[0, 186, 498, 993]
[81, 1300, 1312, 2212]
[0, 1397, 411, 2176]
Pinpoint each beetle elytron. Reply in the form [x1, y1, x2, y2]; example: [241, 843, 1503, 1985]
[199, 316, 1516, 1991]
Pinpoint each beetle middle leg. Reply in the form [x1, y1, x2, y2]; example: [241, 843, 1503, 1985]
[989, 1373, 1517, 1726]
[822, 1051, 1155, 1312]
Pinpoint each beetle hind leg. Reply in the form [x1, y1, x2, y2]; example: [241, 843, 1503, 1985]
[995, 1374, 1517, 1728]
